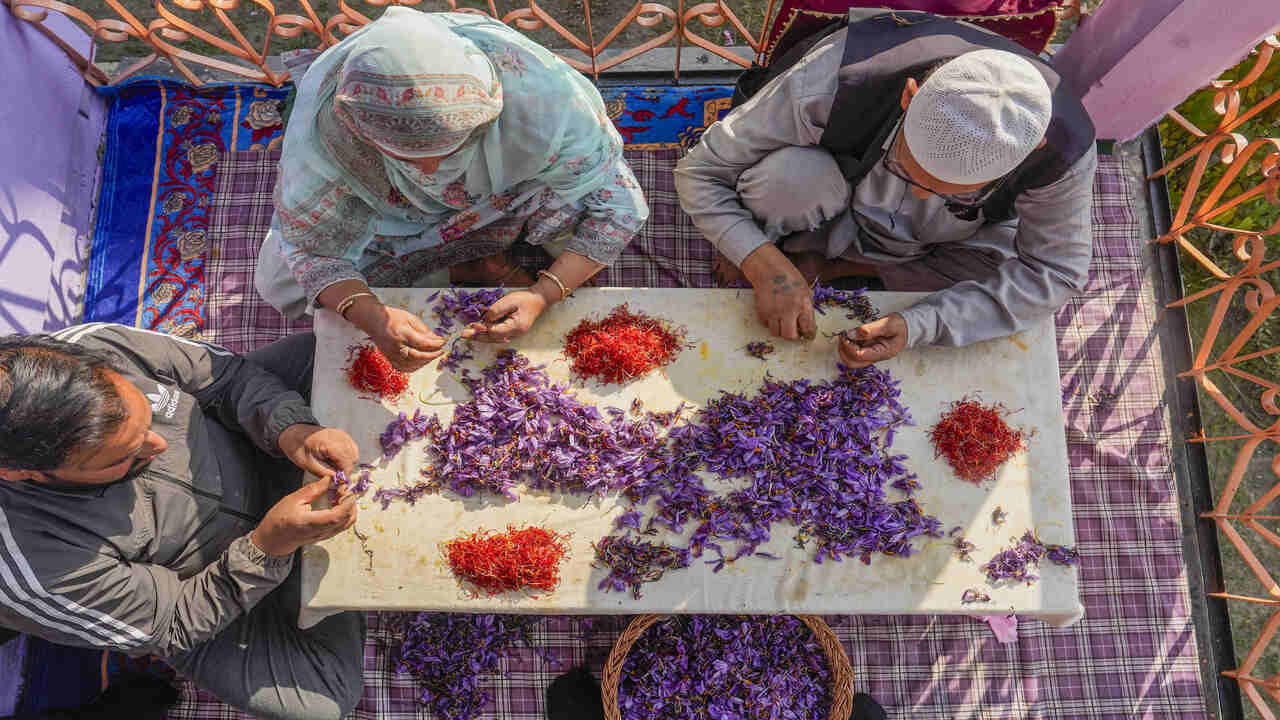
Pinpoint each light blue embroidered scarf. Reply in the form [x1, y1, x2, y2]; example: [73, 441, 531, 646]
[274, 8, 624, 261]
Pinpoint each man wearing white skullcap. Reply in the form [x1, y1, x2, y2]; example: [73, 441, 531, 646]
[676, 10, 1097, 366]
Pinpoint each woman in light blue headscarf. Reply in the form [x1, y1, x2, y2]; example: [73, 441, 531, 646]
[257, 8, 648, 371]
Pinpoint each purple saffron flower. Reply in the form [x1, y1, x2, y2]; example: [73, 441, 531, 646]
[593, 535, 691, 599]
[382, 350, 668, 505]
[379, 409, 439, 460]
[617, 615, 832, 720]
[615, 510, 643, 531]
[369, 347, 942, 599]
[430, 287, 507, 334]
[328, 471, 347, 505]
[1044, 543, 1080, 566]
[394, 612, 554, 720]
[350, 470, 372, 496]
[812, 283, 878, 323]
[981, 531, 1055, 585]
[440, 337, 475, 372]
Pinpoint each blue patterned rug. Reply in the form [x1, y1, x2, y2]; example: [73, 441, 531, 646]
[83, 78, 289, 336]
[599, 84, 734, 150]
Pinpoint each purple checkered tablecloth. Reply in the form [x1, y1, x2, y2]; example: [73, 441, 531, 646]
[185, 153, 1206, 719]
[594, 149, 717, 289]
[202, 149, 312, 354]
[510, 149, 717, 289]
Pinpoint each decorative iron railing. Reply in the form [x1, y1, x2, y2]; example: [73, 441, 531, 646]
[1150, 34, 1280, 720]
[1, 0, 790, 86]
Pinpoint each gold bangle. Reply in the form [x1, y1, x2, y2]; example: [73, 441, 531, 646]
[537, 270, 570, 301]
[334, 291, 376, 320]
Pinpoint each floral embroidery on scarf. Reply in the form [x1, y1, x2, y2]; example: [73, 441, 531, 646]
[470, 36, 532, 77]
[443, 180, 480, 209]
[563, 155, 592, 176]
[489, 190, 518, 211]
[489, 48, 529, 77]
[440, 210, 482, 244]
[388, 185, 410, 208]
[614, 170, 639, 189]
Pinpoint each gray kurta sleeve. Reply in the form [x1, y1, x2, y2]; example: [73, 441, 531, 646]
[898, 146, 1099, 347]
[673, 33, 845, 266]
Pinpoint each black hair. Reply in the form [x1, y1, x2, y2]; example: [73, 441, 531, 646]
[0, 334, 128, 471]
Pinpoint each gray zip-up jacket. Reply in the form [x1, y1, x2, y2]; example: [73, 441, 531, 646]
[0, 323, 320, 657]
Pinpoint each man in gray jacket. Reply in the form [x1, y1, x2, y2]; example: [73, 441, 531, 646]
[675, 10, 1097, 367]
[0, 323, 364, 720]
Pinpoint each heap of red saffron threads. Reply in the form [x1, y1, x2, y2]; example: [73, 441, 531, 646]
[928, 398, 1025, 483]
[563, 305, 686, 384]
[345, 344, 409, 401]
[443, 525, 571, 596]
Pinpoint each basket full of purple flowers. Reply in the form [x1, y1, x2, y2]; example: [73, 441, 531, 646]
[602, 614, 853, 720]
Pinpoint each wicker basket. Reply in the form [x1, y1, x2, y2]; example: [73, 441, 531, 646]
[601, 614, 853, 720]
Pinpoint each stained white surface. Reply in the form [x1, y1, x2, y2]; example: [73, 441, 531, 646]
[300, 288, 1080, 627]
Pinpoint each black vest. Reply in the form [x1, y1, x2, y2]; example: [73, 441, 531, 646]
[733, 10, 1095, 222]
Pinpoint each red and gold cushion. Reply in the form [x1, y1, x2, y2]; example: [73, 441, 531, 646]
[763, 0, 1065, 67]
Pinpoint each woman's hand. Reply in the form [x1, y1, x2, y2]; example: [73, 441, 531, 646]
[460, 288, 552, 344]
[457, 251, 603, 344]
[348, 301, 446, 372]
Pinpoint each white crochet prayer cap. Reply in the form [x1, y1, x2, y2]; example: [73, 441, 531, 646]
[903, 49, 1052, 185]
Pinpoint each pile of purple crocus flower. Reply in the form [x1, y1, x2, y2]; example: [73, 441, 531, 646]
[980, 531, 1080, 585]
[433, 352, 668, 499]
[370, 352, 672, 504]
[394, 612, 548, 720]
[618, 615, 832, 720]
[614, 363, 943, 573]
[428, 287, 507, 336]
[371, 350, 943, 595]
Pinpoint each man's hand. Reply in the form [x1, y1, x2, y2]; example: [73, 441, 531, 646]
[278, 424, 359, 479]
[740, 244, 817, 341]
[713, 251, 750, 288]
[838, 313, 909, 367]
[250, 477, 358, 557]
[460, 287, 552, 344]
[348, 302, 446, 372]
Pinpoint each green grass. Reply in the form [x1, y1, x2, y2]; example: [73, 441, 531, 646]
[1159, 50, 1280, 720]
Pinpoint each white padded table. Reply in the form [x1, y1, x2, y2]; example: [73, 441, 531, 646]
[299, 288, 1080, 628]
